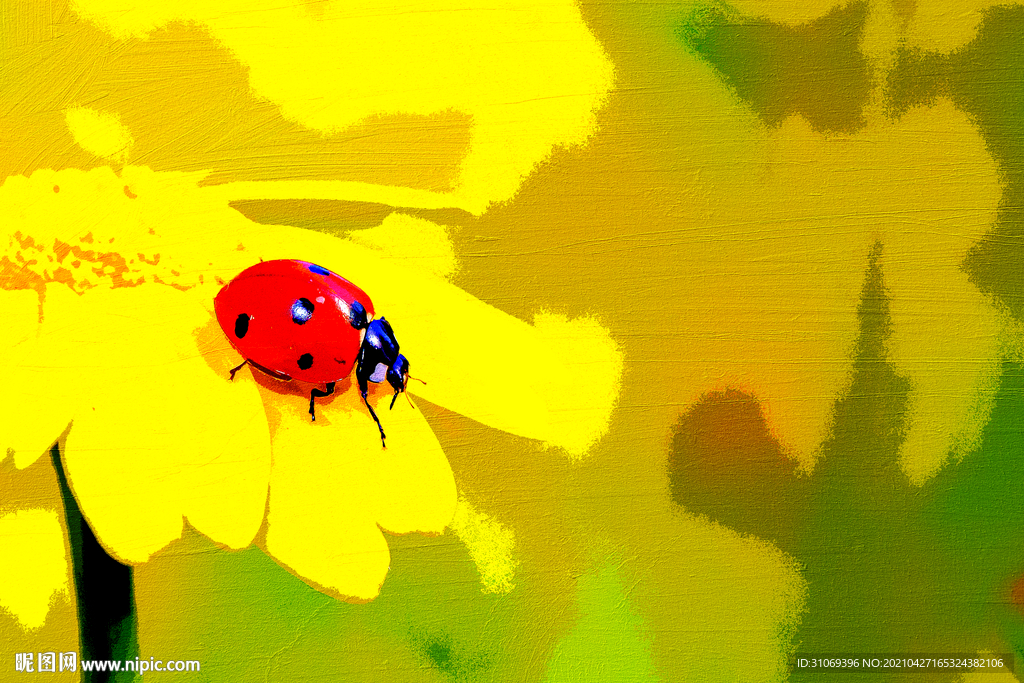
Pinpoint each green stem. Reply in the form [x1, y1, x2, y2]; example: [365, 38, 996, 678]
[50, 443, 139, 683]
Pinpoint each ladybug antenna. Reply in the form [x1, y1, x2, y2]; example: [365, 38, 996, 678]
[407, 374, 426, 385]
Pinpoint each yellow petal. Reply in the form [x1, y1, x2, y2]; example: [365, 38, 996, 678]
[0, 510, 68, 630]
[374, 273, 558, 444]
[532, 311, 623, 458]
[0, 288, 74, 467]
[262, 387, 392, 602]
[47, 284, 270, 562]
[367, 392, 456, 535]
[0, 289, 38, 350]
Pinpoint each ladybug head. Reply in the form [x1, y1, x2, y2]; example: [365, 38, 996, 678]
[358, 318, 423, 411]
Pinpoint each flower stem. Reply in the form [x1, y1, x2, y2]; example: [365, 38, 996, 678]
[50, 443, 139, 682]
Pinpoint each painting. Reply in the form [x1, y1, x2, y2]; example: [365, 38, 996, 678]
[1, 0, 1023, 680]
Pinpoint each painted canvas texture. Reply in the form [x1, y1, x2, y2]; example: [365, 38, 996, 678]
[1, 0, 1023, 681]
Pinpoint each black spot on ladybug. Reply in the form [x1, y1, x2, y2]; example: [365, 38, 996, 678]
[349, 300, 368, 330]
[297, 353, 314, 370]
[291, 298, 314, 324]
[234, 313, 250, 338]
[308, 263, 331, 276]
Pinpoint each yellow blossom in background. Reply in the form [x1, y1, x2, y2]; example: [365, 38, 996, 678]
[721, 102, 1005, 482]
[70, 0, 616, 214]
[650, 0, 1010, 482]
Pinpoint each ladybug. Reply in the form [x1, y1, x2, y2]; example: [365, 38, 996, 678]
[214, 259, 413, 447]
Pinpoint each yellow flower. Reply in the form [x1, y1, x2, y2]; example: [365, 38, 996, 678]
[0, 165, 622, 602]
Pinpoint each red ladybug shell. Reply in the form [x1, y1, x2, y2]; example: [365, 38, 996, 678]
[214, 260, 375, 384]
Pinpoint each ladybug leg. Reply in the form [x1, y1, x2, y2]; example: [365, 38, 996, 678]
[228, 359, 250, 380]
[356, 340, 388, 448]
[386, 355, 410, 410]
[360, 390, 387, 449]
[308, 381, 337, 422]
